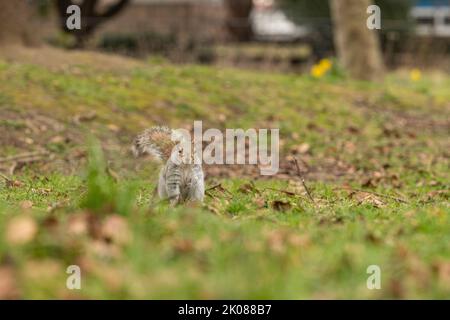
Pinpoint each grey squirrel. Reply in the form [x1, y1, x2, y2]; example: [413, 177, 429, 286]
[132, 126, 204, 205]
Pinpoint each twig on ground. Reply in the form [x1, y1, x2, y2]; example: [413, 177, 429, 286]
[263, 187, 298, 197]
[206, 183, 223, 192]
[47, 199, 69, 213]
[17, 156, 47, 164]
[8, 162, 17, 176]
[0, 151, 49, 163]
[293, 158, 315, 204]
[296, 157, 310, 171]
[206, 183, 233, 197]
[0, 172, 12, 183]
[206, 184, 223, 198]
[336, 186, 409, 204]
[249, 181, 262, 194]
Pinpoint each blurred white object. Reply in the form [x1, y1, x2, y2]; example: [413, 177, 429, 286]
[411, 5, 450, 37]
[251, 8, 309, 41]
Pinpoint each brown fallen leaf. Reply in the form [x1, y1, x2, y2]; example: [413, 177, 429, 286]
[194, 236, 213, 252]
[73, 111, 97, 124]
[89, 240, 122, 260]
[287, 234, 310, 248]
[22, 259, 63, 282]
[406, 256, 431, 289]
[172, 238, 194, 254]
[67, 213, 90, 236]
[11, 180, 23, 187]
[271, 200, 292, 212]
[95, 265, 124, 291]
[265, 230, 286, 255]
[290, 143, 310, 155]
[0, 266, 21, 299]
[101, 215, 131, 246]
[426, 190, 449, 201]
[206, 202, 221, 215]
[254, 197, 266, 209]
[42, 215, 59, 233]
[49, 135, 66, 144]
[107, 124, 120, 132]
[238, 182, 258, 194]
[388, 278, 404, 299]
[20, 200, 33, 209]
[23, 137, 34, 145]
[350, 192, 386, 208]
[433, 260, 450, 290]
[5, 215, 38, 245]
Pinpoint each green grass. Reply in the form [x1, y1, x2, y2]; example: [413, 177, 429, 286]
[0, 54, 449, 299]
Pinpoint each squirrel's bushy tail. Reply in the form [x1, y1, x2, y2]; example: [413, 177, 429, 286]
[132, 126, 176, 161]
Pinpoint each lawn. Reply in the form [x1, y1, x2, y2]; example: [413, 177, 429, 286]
[0, 49, 449, 299]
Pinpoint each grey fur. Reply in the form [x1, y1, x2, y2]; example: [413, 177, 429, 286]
[159, 161, 204, 205]
[133, 126, 204, 205]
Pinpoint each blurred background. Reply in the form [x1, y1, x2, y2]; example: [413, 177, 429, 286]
[0, 1, 449, 300]
[1, 0, 449, 75]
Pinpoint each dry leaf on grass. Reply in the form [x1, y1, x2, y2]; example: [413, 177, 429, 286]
[287, 234, 310, 248]
[49, 135, 66, 144]
[290, 143, 310, 155]
[402, 255, 432, 289]
[73, 111, 97, 124]
[254, 197, 266, 208]
[22, 259, 63, 282]
[238, 182, 258, 194]
[265, 230, 286, 255]
[349, 191, 386, 208]
[271, 200, 292, 212]
[20, 200, 33, 209]
[98, 267, 124, 291]
[194, 236, 213, 252]
[5, 180, 23, 188]
[5, 215, 38, 245]
[107, 124, 120, 132]
[100, 215, 131, 246]
[89, 240, 122, 260]
[67, 213, 90, 236]
[433, 260, 450, 289]
[0, 266, 21, 299]
[172, 238, 194, 254]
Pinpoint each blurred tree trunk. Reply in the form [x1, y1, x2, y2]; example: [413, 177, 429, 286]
[0, 0, 37, 46]
[330, 0, 384, 80]
[224, 0, 253, 41]
[56, 0, 130, 48]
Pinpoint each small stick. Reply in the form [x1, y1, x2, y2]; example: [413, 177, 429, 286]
[296, 157, 310, 171]
[263, 187, 298, 197]
[337, 186, 409, 204]
[205, 184, 222, 198]
[0, 172, 12, 183]
[16, 156, 47, 164]
[0, 151, 49, 163]
[206, 183, 223, 192]
[206, 183, 233, 196]
[8, 161, 17, 176]
[293, 158, 315, 204]
[249, 181, 262, 194]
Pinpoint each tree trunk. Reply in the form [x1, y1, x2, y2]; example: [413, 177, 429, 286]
[56, 0, 130, 48]
[330, 0, 384, 81]
[224, 0, 253, 42]
[0, 0, 37, 46]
